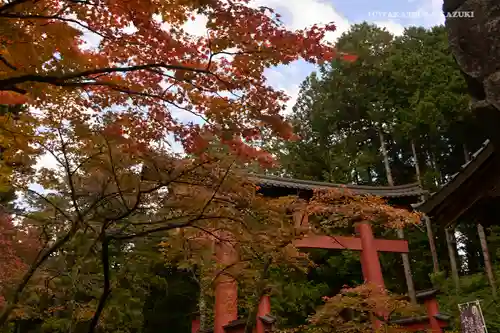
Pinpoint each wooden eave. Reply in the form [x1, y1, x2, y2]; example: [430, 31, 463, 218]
[413, 140, 497, 226]
[252, 174, 427, 198]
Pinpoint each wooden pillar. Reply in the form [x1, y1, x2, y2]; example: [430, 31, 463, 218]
[424, 215, 440, 274]
[192, 316, 200, 333]
[397, 228, 417, 304]
[424, 298, 441, 333]
[357, 222, 385, 288]
[214, 233, 239, 333]
[255, 295, 271, 333]
[357, 222, 386, 329]
[477, 223, 497, 298]
[293, 208, 308, 228]
[445, 227, 460, 291]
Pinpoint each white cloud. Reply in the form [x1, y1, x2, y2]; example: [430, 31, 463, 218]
[251, 0, 350, 43]
[417, 0, 445, 27]
[373, 20, 405, 36]
[183, 15, 209, 36]
[244, 0, 350, 116]
[255, 1, 411, 116]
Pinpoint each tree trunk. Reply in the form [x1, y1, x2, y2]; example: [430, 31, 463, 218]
[412, 140, 441, 275]
[424, 215, 440, 274]
[199, 289, 207, 330]
[445, 227, 460, 292]
[463, 143, 470, 163]
[430, 151, 444, 185]
[396, 228, 417, 304]
[354, 168, 360, 184]
[477, 223, 497, 298]
[426, 151, 436, 186]
[378, 130, 394, 186]
[379, 129, 416, 303]
[411, 140, 422, 186]
[367, 167, 373, 185]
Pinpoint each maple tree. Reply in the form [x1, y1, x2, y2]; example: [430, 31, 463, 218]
[0, 0, 358, 166]
[0, 103, 313, 331]
[294, 283, 421, 333]
[0, 215, 26, 308]
[0, 104, 422, 332]
[163, 185, 423, 333]
[0, 211, 40, 311]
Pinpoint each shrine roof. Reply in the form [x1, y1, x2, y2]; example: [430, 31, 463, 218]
[413, 140, 494, 220]
[252, 174, 427, 198]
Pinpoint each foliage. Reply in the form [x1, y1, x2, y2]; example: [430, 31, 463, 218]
[0, 100, 423, 333]
[277, 283, 422, 333]
[0, 215, 27, 308]
[435, 267, 500, 332]
[0, 0, 359, 166]
[258, 22, 487, 331]
[269, 23, 476, 188]
[0, 103, 306, 331]
[307, 283, 421, 333]
[0, 2, 458, 332]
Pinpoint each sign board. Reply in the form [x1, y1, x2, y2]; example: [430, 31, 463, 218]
[458, 300, 487, 333]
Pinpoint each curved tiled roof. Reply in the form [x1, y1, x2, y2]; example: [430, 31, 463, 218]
[413, 139, 493, 214]
[252, 174, 427, 198]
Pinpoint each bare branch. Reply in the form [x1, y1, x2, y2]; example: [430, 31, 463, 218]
[70, 150, 104, 176]
[26, 189, 73, 222]
[109, 219, 194, 241]
[57, 127, 84, 223]
[102, 136, 128, 211]
[88, 236, 111, 333]
[0, 55, 17, 70]
[0, 12, 107, 39]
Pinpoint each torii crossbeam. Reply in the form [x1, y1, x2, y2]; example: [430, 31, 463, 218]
[293, 212, 408, 290]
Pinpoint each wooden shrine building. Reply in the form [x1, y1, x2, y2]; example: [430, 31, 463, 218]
[414, 139, 500, 297]
[414, 140, 499, 228]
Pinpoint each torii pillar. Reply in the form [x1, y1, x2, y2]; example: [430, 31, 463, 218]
[293, 210, 405, 328]
[214, 232, 239, 333]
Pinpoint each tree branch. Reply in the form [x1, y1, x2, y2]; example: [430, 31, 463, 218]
[0, 63, 221, 92]
[0, 221, 79, 327]
[103, 136, 128, 211]
[57, 127, 84, 223]
[26, 189, 73, 222]
[88, 235, 111, 333]
[0, 12, 107, 39]
[0, 55, 17, 70]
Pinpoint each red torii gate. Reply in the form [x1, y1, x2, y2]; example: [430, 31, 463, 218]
[205, 209, 447, 333]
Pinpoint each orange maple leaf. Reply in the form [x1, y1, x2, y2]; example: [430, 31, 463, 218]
[0, 91, 29, 105]
[341, 54, 358, 62]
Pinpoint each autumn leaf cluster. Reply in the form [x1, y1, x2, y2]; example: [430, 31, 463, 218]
[307, 188, 422, 231]
[305, 283, 422, 333]
[0, 0, 355, 166]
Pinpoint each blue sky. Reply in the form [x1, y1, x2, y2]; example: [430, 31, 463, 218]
[253, 0, 445, 115]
